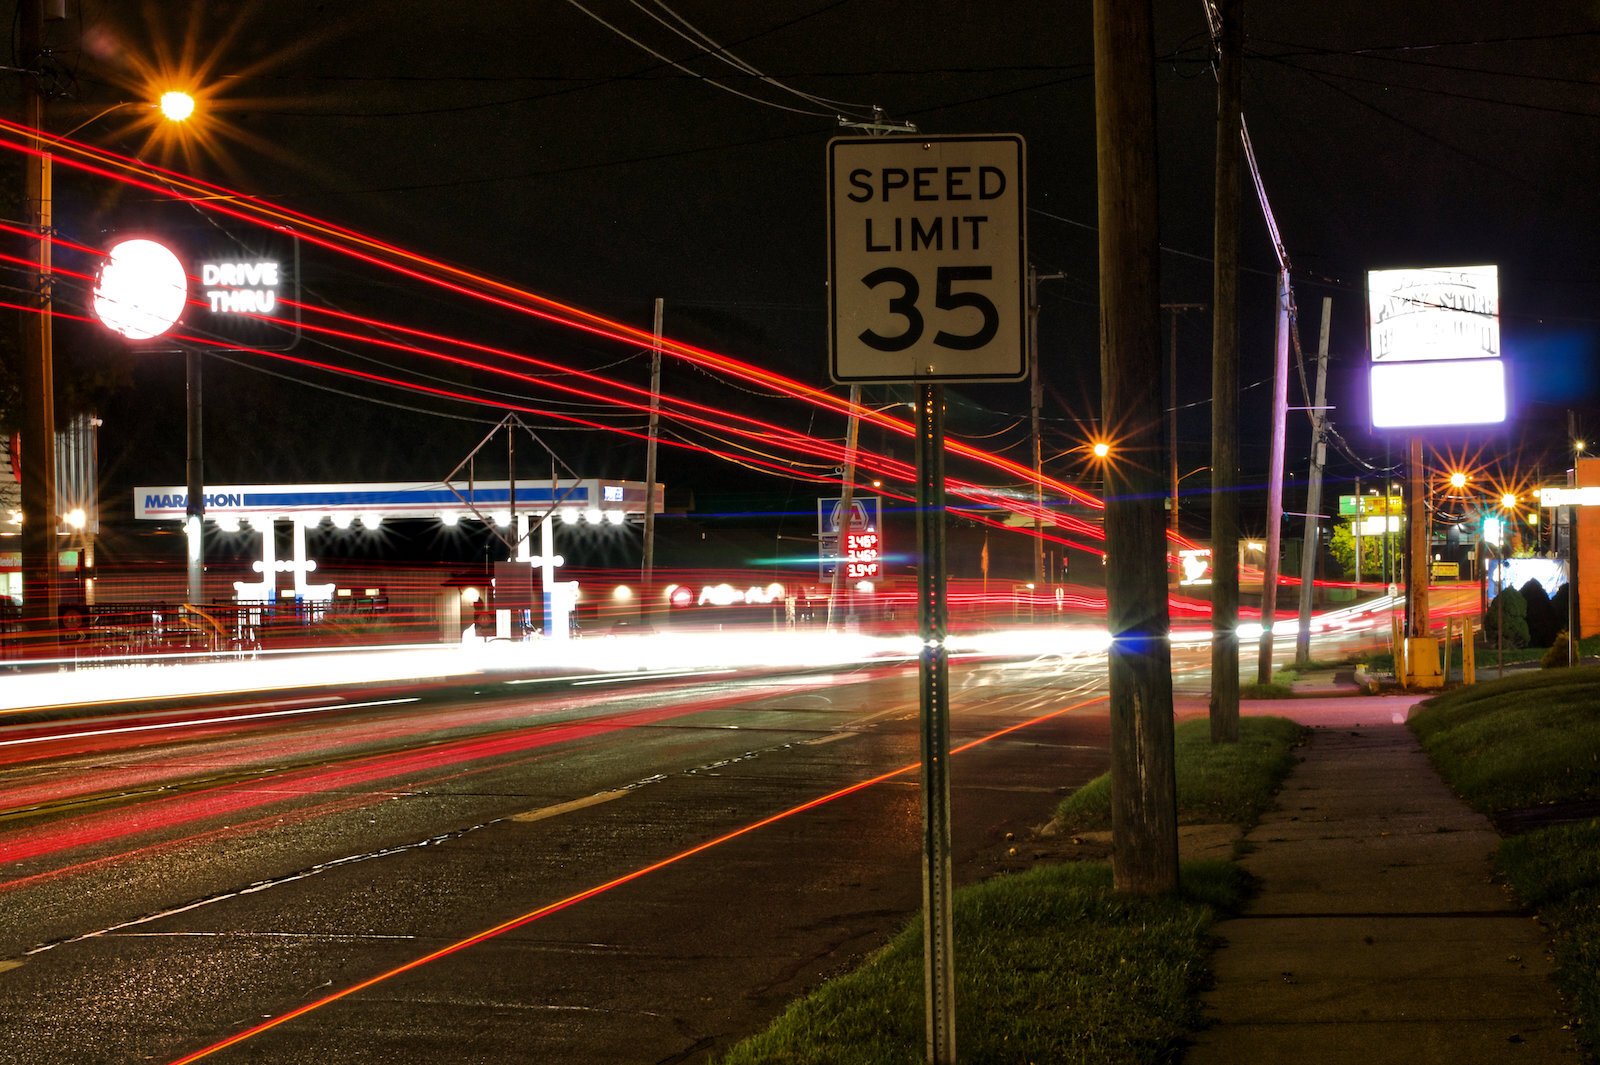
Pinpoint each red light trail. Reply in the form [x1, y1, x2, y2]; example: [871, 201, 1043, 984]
[0, 681, 797, 872]
[0, 122, 1134, 542]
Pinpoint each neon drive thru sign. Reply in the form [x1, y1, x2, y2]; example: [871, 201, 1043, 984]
[91, 230, 301, 350]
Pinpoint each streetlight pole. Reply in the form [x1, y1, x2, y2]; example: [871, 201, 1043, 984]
[18, 0, 60, 641]
[185, 349, 204, 607]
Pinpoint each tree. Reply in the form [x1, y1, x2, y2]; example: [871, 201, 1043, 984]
[1520, 579, 1559, 647]
[1484, 585, 1530, 649]
[1327, 523, 1401, 581]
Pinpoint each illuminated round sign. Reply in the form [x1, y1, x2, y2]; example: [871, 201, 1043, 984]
[93, 238, 188, 340]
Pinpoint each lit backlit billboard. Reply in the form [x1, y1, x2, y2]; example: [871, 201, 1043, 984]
[1367, 264, 1503, 429]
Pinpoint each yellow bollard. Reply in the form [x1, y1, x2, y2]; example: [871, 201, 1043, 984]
[1392, 614, 1407, 681]
[1444, 618, 1456, 682]
[1404, 637, 1445, 689]
[1462, 617, 1476, 685]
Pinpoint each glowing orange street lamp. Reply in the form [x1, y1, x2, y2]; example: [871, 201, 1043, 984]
[158, 90, 196, 123]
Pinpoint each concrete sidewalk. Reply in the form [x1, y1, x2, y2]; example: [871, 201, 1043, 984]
[1184, 696, 1582, 1065]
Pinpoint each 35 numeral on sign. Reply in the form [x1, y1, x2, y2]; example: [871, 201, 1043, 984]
[858, 266, 999, 353]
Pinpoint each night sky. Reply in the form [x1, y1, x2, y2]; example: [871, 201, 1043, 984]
[8, 1, 1599, 543]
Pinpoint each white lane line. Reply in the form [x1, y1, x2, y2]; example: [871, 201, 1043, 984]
[511, 789, 631, 824]
[0, 698, 420, 750]
[800, 732, 857, 746]
[569, 668, 739, 687]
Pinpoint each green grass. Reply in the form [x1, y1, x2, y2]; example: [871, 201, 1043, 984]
[1406, 667, 1600, 811]
[1055, 716, 1307, 832]
[1497, 821, 1600, 1057]
[715, 860, 1250, 1065]
[1238, 680, 1294, 700]
[1409, 669, 1600, 1057]
[719, 717, 1302, 1064]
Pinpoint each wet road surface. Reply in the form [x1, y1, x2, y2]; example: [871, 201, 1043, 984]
[0, 654, 1112, 1063]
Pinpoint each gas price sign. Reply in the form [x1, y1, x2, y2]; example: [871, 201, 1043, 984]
[827, 134, 1027, 384]
[844, 529, 882, 581]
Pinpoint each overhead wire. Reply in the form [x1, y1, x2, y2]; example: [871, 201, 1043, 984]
[559, 0, 841, 118]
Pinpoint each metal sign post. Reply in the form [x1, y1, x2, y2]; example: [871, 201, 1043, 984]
[914, 383, 955, 1062]
[828, 132, 1026, 1065]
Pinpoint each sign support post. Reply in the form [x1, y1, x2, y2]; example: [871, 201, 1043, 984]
[914, 383, 955, 1063]
[828, 132, 1026, 1064]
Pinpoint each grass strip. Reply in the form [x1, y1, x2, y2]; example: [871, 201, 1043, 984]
[1055, 716, 1307, 831]
[1406, 666, 1600, 811]
[720, 716, 1302, 1064]
[716, 860, 1249, 1065]
[1497, 821, 1600, 1051]
[1409, 670, 1600, 1056]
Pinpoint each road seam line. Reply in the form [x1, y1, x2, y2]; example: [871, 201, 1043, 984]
[511, 789, 630, 823]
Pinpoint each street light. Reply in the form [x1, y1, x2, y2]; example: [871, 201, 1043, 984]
[1494, 493, 1519, 678]
[16, 11, 198, 644]
[158, 91, 196, 123]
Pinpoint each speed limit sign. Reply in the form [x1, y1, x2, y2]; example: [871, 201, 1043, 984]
[827, 134, 1027, 384]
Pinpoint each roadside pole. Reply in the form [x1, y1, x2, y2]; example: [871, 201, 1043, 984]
[826, 385, 861, 632]
[185, 349, 204, 608]
[1208, 0, 1243, 743]
[641, 298, 662, 625]
[1029, 267, 1045, 591]
[1408, 436, 1430, 640]
[1256, 270, 1291, 683]
[19, 0, 61, 638]
[1162, 303, 1205, 535]
[914, 383, 954, 1060]
[1294, 297, 1331, 667]
[1093, 0, 1179, 895]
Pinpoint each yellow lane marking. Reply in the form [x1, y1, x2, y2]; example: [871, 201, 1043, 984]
[510, 789, 630, 824]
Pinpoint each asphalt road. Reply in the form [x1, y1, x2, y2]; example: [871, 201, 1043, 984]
[0, 652, 1115, 1064]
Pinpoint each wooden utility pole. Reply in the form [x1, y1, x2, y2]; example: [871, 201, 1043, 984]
[1407, 436, 1430, 639]
[1255, 270, 1292, 684]
[1093, 0, 1178, 896]
[641, 298, 663, 624]
[1163, 303, 1205, 535]
[1208, 0, 1242, 743]
[1294, 297, 1332, 667]
[19, 0, 60, 638]
[826, 385, 861, 632]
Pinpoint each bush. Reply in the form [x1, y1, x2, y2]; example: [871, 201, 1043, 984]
[1521, 579, 1560, 647]
[1484, 585, 1530, 649]
[1543, 631, 1573, 668]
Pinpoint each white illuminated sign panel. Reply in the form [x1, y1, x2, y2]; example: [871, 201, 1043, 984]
[92, 238, 188, 340]
[1368, 264, 1499, 363]
[1539, 487, 1600, 508]
[1366, 263, 1504, 430]
[828, 134, 1027, 383]
[200, 260, 282, 315]
[1178, 548, 1212, 586]
[1369, 359, 1506, 429]
[90, 225, 301, 351]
